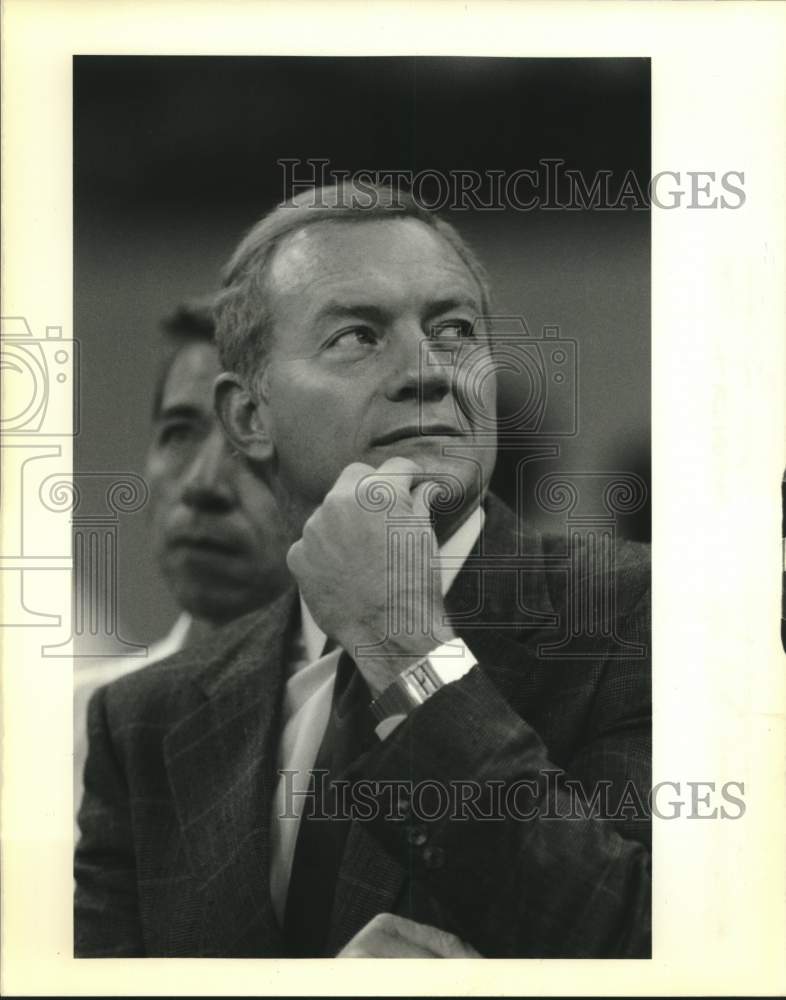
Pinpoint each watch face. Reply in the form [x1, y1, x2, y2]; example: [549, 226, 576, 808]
[403, 659, 443, 701]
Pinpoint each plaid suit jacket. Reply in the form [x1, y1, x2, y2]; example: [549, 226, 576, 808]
[75, 495, 651, 957]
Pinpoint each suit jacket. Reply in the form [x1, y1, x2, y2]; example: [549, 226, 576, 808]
[75, 495, 651, 958]
[73, 614, 191, 842]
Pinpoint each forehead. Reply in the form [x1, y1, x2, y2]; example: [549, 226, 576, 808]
[266, 217, 482, 315]
[161, 342, 220, 411]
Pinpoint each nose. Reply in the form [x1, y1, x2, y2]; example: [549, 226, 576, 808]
[384, 321, 453, 404]
[181, 428, 238, 513]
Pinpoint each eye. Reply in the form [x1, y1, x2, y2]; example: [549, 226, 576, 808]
[157, 422, 201, 448]
[326, 326, 379, 350]
[431, 319, 474, 340]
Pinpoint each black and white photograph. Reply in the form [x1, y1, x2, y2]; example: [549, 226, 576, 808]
[1, 1, 784, 995]
[72, 55, 652, 959]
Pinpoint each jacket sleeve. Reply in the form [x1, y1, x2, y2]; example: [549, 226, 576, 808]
[74, 685, 145, 957]
[353, 592, 652, 958]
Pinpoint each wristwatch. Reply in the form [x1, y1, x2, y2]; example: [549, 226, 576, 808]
[369, 639, 478, 739]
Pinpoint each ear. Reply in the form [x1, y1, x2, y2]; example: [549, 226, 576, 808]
[214, 371, 274, 463]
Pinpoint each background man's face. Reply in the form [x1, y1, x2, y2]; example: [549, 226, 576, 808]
[259, 217, 498, 524]
[147, 341, 290, 625]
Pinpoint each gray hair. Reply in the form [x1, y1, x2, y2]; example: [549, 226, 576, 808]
[213, 182, 492, 387]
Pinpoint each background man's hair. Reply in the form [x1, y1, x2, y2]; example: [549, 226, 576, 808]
[151, 297, 217, 420]
[214, 182, 493, 387]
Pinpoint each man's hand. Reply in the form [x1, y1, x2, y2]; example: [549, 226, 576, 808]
[337, 913, 481, 958]
[286, 457, 457, 696]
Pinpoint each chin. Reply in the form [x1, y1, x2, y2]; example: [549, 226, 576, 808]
[174, 580, 246, 622]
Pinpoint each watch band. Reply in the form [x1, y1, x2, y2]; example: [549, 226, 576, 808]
[370, 639, 478, 736]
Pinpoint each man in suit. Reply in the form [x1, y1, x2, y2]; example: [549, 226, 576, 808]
[73, 301, 291, 823]
[75, 183, 651, 958]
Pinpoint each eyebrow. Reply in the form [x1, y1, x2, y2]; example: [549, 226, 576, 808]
[424, 296, 482, 323]
[316, 303, 389, 324]
[315, 294, 481, 325]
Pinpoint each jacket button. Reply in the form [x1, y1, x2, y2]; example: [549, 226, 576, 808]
[421, 845, 445, 870]
[406, 826, 428, 847]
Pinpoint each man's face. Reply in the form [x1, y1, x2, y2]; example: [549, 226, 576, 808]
[146, 341, 290, 625]
[259, 218, 498, 525]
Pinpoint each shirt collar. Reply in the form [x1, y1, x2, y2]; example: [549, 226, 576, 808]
[164, 612, 193, 653]
[299, 505, 485, 665]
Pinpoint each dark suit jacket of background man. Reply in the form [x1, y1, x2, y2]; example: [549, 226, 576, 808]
[75, 495, 651, 958]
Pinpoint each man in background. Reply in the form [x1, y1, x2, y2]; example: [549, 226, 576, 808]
[73, 301, 291, 818]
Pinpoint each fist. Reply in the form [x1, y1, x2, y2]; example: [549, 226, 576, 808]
[286, 457, 456, 696]
[337, 912, 481, 958]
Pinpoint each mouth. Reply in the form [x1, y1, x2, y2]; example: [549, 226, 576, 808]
[373, 424, 464, 447]
[169, 533, 246, 557]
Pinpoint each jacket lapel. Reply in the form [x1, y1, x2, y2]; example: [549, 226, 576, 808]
[447, 495, 558, 703]
[163, 590, 298, 956]
[447, 493, 556, 634]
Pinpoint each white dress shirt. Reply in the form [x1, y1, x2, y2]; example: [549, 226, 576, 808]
[269, 506, 484, 926]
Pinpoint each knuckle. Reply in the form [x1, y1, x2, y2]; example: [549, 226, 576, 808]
[302, 509, 318, 531]
[321, 491, 349, 516]
[340, 461, 374, 484]
[382, 456, 421, 477]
